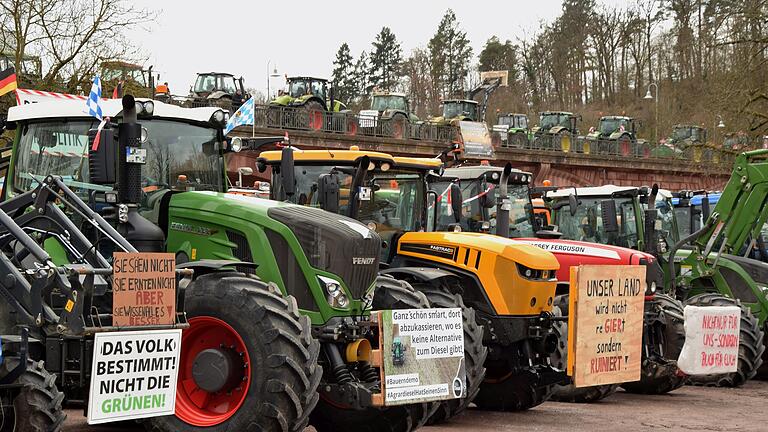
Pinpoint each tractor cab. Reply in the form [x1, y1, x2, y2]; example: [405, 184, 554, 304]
[441, 99, 479, 122]
[431, 165, 536, 237]
[100, 61, 155, 98]
[286, 76, 328, 100]
[495, 113, 529, 131]
[534, 111, 579, 135]
[371, 92, 409, 113]
[190, 72, 248, 105]
[669, 124, 707, 145]
[592, 116, 636, 137]
[0, 51, 42, 83]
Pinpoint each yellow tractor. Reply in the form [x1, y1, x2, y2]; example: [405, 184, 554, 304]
[255, 146, 565, 413]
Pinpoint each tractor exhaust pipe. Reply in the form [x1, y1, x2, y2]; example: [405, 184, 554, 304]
[496, 163, 513, 238]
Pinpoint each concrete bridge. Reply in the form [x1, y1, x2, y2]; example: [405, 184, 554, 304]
[228, 127, 733, 191]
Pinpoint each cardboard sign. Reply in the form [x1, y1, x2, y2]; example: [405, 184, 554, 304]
[112, 253, 176, 327]
[568, 265, 645, 387]
[87, 329, 182, 424]
[677, 305, 740, 375]
[378, 308, 466, 405]
[459, 121, 494, 159]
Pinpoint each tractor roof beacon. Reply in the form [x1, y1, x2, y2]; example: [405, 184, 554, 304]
[433, 165, 686, 397]
[547, 180, 767, 387]
[5, 97, 446, 431]
[258, 147, 566, 413]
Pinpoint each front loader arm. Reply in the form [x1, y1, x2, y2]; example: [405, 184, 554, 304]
[694, 149, 768, 255]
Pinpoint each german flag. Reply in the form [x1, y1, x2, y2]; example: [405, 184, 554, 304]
[0, 67, 18, 97]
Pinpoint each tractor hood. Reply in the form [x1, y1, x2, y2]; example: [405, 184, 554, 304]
[270, 94, 293, 106]
[398, 231, 559, 270]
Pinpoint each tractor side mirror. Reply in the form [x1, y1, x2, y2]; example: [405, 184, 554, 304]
[601, 200, 619, 233]
[318, 173, 340, 214]
[280, 147, 296, 199]
[88, 123, 116, 184]
[450, 183, 463, 223]
[568, 193, 579, 217]
[702, 196, 711, 221]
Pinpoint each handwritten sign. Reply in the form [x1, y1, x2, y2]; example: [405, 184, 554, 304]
[87, 329, 182, 424]
[112, 253, 176, 327]
[378, 308, 466, 405]
[677, 305, 740, 375]
[568, 265, 645, 387]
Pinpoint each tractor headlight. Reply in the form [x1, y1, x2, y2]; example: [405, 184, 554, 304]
[213, 110, 225, 123]
[135, 101, 144, 115]
[224, 111, 230, 122]
[650, 281, 657, 293]
[143, 101, 154, 115]
[517, 263, 545, 280]
[230, 136, 243, 152]
[319, 276, 349, 309]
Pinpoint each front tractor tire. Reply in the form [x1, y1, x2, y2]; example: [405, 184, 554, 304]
[684, 293, 765, 387]
[549, 301, 618, 403]
[145, 271, 321, 432]
[621, 294, 687, 395]
[0, 358, 66, 432]
[310, 275, 431, 432]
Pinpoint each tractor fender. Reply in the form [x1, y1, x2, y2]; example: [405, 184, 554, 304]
[380, 266, 458, 285]
[295, 96, 326, 109]
[206, 91, 230, 100]
[609, 132, 631, 141]
[381, 109, 408, 120]
[549, 125, 568, 135]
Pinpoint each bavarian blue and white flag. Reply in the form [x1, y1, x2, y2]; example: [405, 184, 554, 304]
[84, 75, 103, 121]
[224, 97, 255, 135]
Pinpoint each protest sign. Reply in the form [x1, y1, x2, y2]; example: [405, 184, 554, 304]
[677, 305, 740, 375]
[377, 308, 466, 405]
[112, 252, 176, 327]
[459, 121, 494, 159]
[568, 265, 645, 387]
[87, 329, 182, 424]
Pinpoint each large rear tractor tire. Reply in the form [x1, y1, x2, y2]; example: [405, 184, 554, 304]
[304, 101, 325, 131]
[415, 286, 487, 424]
[145, 272, 321, 432]
[390, 114, 408, 139]
[549, 302, 619, 403]
[684, 293, 765, 387]
[621, 293, 687, 394]
[310, 275, 431, 432]
[0, 358, 66, 432]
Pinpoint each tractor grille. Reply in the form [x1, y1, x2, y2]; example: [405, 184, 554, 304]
[265, 229, 317, 311]
[226, 230, 255, 275]
[267, 206, 380, 299]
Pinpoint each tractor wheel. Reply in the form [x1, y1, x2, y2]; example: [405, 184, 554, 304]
[510, 132, 528, 148]
[412, 285, 487, 424]
[473, 368, 554, 411]
[0, 358, 66, 432]
[390, 114, 408, 139]
[684, 293, 765, 387]
[549, 302, 619, 403]
[758, 323, 768, 379]
[621, 294, 687, 394]
[146, 272, 321, 432]
[304, 101, 325, 131]
[311, 275, 432, 432]
[619, 135, 632, 156]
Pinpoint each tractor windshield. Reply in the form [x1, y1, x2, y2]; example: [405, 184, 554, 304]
[371, 95, 407, 112]
[220, 75, 237, 94]
[515, 116, 529, 129]
[539, 114, 570, 130]
[599, 118, 628, 134]
[654, 197, 678, 244]
[432, 179, 535, 237]
[497, 116, 513, 126]
[553, 197, 639, 249]
[671, 127, 693, 141]
[194, 75, 217, 93]
[443, 102, 477, 120]
[12, 119, 224, 197]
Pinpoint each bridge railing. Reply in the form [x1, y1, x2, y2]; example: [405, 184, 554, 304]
[491, 131, 737, 165]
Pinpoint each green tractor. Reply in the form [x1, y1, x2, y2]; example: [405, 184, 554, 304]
[546, 182, 766, 386]
[493, 113, 530, 148]
[269, 76, 348, 130]
[531, 111, 580, 152]
[585, 115, 646, 156]
[100, 61, 156, 99]
[359, 91, 419, 139]
[3, 96, 450, 431]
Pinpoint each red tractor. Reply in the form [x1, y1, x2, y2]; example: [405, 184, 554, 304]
[432, 165, 686, 401]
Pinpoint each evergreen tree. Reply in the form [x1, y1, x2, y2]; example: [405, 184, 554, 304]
[352, 51, 371, 98]
[478, 36, 518, 83]
[331, 42, 355, 102]
[428, 9, 473, 97]
[369, 27, 403, 91]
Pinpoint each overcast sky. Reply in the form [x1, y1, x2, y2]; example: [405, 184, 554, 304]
[129, 0, 624, 97]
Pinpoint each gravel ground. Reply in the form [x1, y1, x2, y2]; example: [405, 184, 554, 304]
[65, 381, 768, 431]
